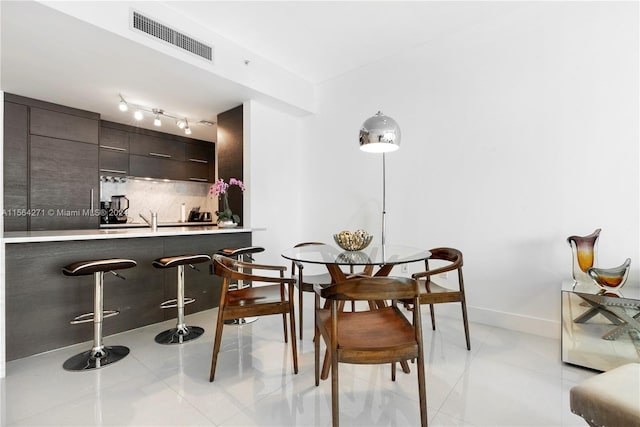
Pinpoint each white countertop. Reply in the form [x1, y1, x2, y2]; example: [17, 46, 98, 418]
[3, 226, 250, 244]
[99, 221, 214, 228]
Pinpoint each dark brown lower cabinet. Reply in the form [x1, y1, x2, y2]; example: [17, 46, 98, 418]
[4, 231, 251, 361]
[29, 135, 99, 230]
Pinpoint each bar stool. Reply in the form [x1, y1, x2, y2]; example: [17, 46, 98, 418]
[153, 254, 212, 344]
[62, 258, 137, 371]
[216, 246, 265, 324]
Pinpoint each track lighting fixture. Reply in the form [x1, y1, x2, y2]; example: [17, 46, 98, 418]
[118, 94, 128, 112]
[152, 109, 163, 127]
[117, 94, 215, 135]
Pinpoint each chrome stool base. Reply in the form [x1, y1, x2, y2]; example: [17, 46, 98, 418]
[63, 345, 130, 371]
[154, 326, 205, 344]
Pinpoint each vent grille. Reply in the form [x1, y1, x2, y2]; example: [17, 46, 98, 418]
[132, 11, 212, 61]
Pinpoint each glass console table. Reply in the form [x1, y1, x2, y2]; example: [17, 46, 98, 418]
[562, 279, 640, 371]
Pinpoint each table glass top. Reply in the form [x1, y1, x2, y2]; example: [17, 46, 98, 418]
[562, 279, 640, 302]
[281, 244, 430, 266]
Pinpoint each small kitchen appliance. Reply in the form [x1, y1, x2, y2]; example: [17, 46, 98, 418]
[110, 195, 129, 223]
[188, 207, 212, 222]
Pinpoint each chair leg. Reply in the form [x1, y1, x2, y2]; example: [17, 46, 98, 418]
[416, 351, 428, 427]
[461, 299, 471, 350]
[314, 294, 321, 386]
[290, 311, 298, 374]
[282, 312, 288, 343]
[331, 347, 340, 427]
[298, 287, 304, 340]
[281, 286, 288, 343]
[288, 285, 298, 374]
[314, 326, 320, 386]
[429, 304, 436, 330]
[391, 361, 396, 381]
[209, 310, 225, 382]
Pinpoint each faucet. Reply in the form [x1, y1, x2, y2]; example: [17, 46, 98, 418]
[139, 211, 158, 231]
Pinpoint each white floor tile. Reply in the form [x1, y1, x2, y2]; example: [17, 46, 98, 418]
[1, 306, 598, 427]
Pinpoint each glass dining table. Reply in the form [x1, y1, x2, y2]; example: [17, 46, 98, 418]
[281, 243, 431, 283]
[281, 243, 430, 379]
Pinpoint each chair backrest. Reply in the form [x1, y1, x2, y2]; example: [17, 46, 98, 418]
[294, 242, 325, 248]
[320, 276, 419, 302]
[212, 254, 290, 285]
[291, 242, 325, 272]
[427, 247, 463, 268]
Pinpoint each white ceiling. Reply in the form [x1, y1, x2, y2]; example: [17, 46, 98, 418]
[1, 1, 519, 142]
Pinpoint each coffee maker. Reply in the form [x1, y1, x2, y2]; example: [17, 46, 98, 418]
[101, 195, 129, 224]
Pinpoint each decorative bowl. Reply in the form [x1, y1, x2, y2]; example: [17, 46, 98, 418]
[587, 258, 631, 295]
[333, 230, 373, 251]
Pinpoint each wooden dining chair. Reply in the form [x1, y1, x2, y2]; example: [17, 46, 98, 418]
[209, 254, 298, 382]
[314, 276, 427, 427]
[290, 242, 333, 340]
[409, 247, 470, 350]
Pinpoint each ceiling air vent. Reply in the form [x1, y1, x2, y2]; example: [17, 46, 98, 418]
[131, 10, 213, 62]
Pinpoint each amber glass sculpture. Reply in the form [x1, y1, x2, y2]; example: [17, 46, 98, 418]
[567, 228, 601, 284]
[587, 258, 631, 295]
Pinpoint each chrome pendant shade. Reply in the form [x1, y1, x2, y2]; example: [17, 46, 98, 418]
[359, 111, 401, 153]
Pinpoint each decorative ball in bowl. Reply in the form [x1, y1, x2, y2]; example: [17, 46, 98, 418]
[333, 230, 373, 251]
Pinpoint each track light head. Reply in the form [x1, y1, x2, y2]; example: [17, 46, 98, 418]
[118, 94, 128, 112]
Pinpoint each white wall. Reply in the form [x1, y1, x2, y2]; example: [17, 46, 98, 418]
[299, 2, 639, 337]
[244, 100, 304, 266]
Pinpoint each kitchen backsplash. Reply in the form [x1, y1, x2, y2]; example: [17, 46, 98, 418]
[100, 177, 217, 224]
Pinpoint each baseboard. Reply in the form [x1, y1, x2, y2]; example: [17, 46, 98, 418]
[468, 306, 561, 339]
[430, 303, 561, 339]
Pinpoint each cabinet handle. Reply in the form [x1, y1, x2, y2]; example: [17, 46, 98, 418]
[149, 152, 171, 158]
[188, 158, 208, 164]
[100, 145, 127, 152]
[100, 168, 127, 175]
[189, 177, 208, 182]
[90, 188, 94, 211]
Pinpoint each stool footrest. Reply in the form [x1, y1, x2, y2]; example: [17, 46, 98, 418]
[70, 310, 119, 324]
[160, 298, 195, 309]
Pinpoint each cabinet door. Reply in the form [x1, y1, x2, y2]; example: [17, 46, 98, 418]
[130, 133, 185, 161]
[3, 101, 29, 231]
[30, 136, 99, 230]
[184, 162, 211, 183]
[100, 126, 129, 151]
[99, 150, 129, 176]
[185, 142, 215, 182]
[30, 107, 99, 144]
[129, 154, 186, 181]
